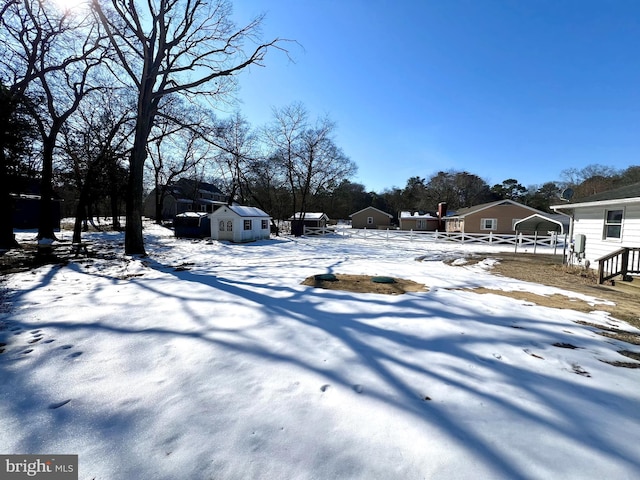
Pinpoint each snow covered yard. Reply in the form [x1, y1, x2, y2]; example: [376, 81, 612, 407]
[1, 224, 639, 480]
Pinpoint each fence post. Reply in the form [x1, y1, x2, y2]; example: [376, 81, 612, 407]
[622, 248, 630, 278]
[489, 231, 493, 244]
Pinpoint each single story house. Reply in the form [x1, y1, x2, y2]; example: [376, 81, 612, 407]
[349, 206, 393, 229]
[444, 199, 548, 234]
[210, 205, 271, 243]
[144, 178, 227, 220]
[551, 182, 640, 272]
[399, 211, 440, 231]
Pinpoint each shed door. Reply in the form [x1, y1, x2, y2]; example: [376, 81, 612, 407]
[218, 218, 234, 240]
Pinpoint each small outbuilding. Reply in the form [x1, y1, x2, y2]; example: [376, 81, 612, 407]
[349, 206, 393, 229]
[288, 212, 329, 227]
[174, 212, 211, 238]
[288, 212, 329, 236]
[513, 214, 568, 235]
[513, 214, 568, 254]
[399, 211, 440, 231]
[210, 205, 271, 243]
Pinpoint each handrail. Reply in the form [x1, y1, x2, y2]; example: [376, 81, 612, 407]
[597, 247, 640, 284]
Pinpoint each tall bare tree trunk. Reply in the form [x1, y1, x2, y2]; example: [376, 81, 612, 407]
[37, 139, 57, 241]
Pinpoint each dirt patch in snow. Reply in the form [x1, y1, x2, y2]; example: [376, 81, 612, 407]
[302, 274, 427, 295]
[460, 287, 599, 314]
[450, 252, 640, 351]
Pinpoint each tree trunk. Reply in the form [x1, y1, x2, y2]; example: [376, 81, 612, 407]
[37, 138, 57, 241]
[154, 178, 162, 224]
[108, 162, 121, 230]
[124, 153, 146, 255]
[125, 110, 152, 255]
[72, 198, 87, 244]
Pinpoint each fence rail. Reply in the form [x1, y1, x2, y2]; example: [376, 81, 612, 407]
[303, 226, 566, 250]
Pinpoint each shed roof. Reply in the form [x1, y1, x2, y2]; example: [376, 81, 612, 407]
[176, 212, 209, 218]
[514, 214, 567, 234]
[212, 205, 270, 218]
[289, 212, 329, 220]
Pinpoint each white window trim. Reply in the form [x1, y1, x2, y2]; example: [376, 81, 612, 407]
[603, 208, 624, 241]
[480, 218, 497, 230]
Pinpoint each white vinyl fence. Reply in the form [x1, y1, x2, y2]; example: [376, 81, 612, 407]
[303, 226, 568, 253]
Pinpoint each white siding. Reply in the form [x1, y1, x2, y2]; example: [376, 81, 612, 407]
[210, 206, 271, 242]
[572, 203, 640, 267]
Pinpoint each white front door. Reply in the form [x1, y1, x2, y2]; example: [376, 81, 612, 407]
[218, 219, 234, 240]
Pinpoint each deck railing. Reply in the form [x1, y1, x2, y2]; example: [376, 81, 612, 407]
[597, 247, 640, 284]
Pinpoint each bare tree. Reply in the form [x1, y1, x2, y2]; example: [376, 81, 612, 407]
[147, 106, 213, 223]
[59, 88, 133, 243]
[1, 0, 107, 247]
[264, 103, 356, 234]
[92, 0, 286, 254]
[214, 112, 258, 205]
[263, 103, 307, 221]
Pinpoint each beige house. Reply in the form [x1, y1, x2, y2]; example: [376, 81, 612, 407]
[445, 200, 547, 234]
[399, 211, 440, 231]
[349, 206, 393, 229]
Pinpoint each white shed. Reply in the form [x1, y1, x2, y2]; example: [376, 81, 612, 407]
[210, 205, 271, 242]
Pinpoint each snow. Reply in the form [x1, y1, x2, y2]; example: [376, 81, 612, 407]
[400, 211, 439, 219]
[1, 224, 639, 480]
[223, 205, 270, 218]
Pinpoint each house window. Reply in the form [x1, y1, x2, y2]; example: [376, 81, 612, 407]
[367, 216, 374, 225]
[219, 220, 225, 232]
[199, 205, 207, 212]
[261, 219, 268, 229]
[244, 220, 252, 230]
[604, 209, 623, 239]
[481, 218, 497, 230]
[227, 221, 233, 231]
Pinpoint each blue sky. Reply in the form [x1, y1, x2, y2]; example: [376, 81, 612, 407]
[231, 0, 640, 193]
